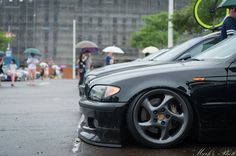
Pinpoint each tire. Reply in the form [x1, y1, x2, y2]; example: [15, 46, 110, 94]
[127, 89, 193, 148]
[194, 0, 229, 29]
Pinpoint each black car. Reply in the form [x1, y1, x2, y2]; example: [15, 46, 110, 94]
[78, 35, 236, 148]
[81, 32, 221, 89]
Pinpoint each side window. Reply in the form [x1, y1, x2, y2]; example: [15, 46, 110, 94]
[186, 37, 221, 58]
[186, 42, 203, 57]
[202, 37, 221, 51]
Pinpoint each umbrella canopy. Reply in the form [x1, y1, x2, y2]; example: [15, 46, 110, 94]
[142, 46, 159, 54]
[0, 51, 5, 57]
[24, 48, 42, 56]
[218, 0, 236, 8]
[76, 41, 99, 53]
[102, 46, 124, 54]
[4, 57, 20, 67]
[76, 41, 98, 49]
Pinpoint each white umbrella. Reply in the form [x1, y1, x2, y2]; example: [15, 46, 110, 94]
[142, 46, 159, 54]
[39, 62, 48, 68]
[102, 46, 124, 54]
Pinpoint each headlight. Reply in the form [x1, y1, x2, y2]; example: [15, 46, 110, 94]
[88, 85, 120, 102]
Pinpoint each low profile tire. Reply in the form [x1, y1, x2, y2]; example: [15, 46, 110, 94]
[127, 89, 193, 148]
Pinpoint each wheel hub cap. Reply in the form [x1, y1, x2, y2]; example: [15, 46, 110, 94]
[157, 112, 165, 121]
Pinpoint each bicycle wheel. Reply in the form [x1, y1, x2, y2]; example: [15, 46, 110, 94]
[194, 0, 229, 29]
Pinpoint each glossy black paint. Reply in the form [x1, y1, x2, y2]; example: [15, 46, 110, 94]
[78, 36, 236, 147]
[82, 32, 221, 85]
[87, 60, 226, 101]
[78, 99, 127, 147]
[79, 58, 236, 147]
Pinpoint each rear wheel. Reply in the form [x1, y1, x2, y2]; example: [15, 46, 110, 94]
[194, 0, 229, 29]
[127, 89, 193, 148]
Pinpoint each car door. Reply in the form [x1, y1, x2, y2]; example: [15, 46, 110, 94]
[200, 60, 236, 130]
[189, 65, 228, 130]
[226, 60, 236, 129]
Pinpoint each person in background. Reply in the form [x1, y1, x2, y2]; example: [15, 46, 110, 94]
[104, 52, 114, 65]
[27, 53, 39, 86]
[40, 66, 44, 80]
[221, 7, 236, 40]
[0, 57, 4, 86]
[9, 59, 17, 87]
[85, 53, 92, 74]
[54, 66, 61, 79]
[78, 53, 87, 85]
[44, 65, 49, 80]
[40, 64, 49, 80]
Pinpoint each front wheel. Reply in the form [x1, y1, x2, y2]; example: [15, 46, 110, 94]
[127, 89, 193, 148]
[194, 0, 229, 29]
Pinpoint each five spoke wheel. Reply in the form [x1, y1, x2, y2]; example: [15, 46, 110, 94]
[127, 89, 193, 148]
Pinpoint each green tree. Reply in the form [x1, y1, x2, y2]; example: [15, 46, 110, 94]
[130, 12, 179, 49]
[130, 1, 206, 49]
[0, 31, 12, 52]
[172, 0, 226, 39]
[130, 0, 227, 49]
[172, 1, 203, 34]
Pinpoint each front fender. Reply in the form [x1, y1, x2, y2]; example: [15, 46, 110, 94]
[114, 77, 191, 102]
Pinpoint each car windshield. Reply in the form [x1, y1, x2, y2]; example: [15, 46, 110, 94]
[195, 35, 236, 60]
[152, 37, 203, 61]
[142, 49, 169, 61]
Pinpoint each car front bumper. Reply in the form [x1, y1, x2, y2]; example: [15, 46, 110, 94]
[78, 99, 127, 147]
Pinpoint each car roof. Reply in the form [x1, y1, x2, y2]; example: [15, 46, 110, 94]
[202, 31, 221, 39]
[152, 32, 222, 62]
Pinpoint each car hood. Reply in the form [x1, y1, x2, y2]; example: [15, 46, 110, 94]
[87, 60, 168, 77]
[89, 60, 225, 85]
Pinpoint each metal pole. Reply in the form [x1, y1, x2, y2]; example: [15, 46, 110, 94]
[7, 25, 10, 50]
[72, 19, 76, 79]
[33, 0, 36, 47]
[33, 13, 36, 47]
[26, 1, 28, 48]
[168, 0, 174, 48]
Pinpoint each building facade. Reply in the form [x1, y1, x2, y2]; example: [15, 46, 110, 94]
[0, 0, 189, 66]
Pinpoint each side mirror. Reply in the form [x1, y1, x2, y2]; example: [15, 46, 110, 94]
[178, 53, 191, 61]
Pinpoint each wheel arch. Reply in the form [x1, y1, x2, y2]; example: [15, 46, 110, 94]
[127, 86, 191, 107]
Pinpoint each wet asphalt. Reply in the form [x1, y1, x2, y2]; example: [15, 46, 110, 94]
[0, 79, 236, 156]
[0, 80, 79, 156]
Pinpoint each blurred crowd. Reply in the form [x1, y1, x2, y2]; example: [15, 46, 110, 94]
[0, 54, 64, 87]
